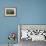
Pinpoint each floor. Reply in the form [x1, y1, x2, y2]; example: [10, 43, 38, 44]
[0, 40, 46, 46]
[0, 44, 18, 46]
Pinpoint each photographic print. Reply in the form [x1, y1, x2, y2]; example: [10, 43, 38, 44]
[18, 24, 46, 41]
[5, 8, 16, 16]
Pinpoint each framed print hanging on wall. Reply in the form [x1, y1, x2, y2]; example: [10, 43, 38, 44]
[5, 8, 16, 16]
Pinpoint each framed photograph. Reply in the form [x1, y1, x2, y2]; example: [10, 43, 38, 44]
[5, 8, 16, 16]
[18, 24, 46, 42]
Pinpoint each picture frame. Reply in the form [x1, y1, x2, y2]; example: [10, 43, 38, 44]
[5, 8, 16, 16]
[18, 24, 46, 42]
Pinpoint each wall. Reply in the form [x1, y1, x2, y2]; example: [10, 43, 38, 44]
[20, 0, 46, 24]
[0, 0, 46, 44]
